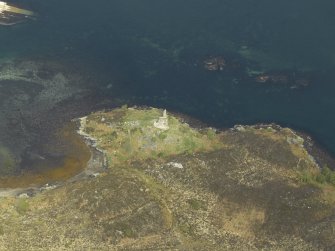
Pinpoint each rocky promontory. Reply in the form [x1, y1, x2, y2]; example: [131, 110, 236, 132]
[0, 107, 334, 250]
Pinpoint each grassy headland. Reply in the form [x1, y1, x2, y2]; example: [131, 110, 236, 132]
[0, 107, 334, 250]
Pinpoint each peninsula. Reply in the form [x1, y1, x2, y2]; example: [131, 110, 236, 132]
[0, 106, 334, 250]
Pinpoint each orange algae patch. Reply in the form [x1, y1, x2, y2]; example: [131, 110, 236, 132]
[0, 122, 91, 188]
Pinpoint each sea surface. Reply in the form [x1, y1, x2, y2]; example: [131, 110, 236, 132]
[1, 0, 335, 175]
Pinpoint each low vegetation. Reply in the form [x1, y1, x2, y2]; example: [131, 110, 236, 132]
[1, 107, 335, 250]
[84, 107, 225, 167]
[301, 165, 335, 186]
[15, 198, 29, 215]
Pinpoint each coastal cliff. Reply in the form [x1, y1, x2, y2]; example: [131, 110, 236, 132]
[0, 107, 334, 250]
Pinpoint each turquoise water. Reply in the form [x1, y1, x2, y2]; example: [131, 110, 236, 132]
[1, 0, 335, 163]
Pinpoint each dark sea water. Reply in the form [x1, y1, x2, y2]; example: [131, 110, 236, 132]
[1, 0, 335, 174]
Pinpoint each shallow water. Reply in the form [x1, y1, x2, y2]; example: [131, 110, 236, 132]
[0, 0, 335, 177]
[0, 122, 91, 188]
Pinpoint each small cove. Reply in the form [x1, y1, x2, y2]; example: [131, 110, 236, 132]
[0, 122, 91, 189]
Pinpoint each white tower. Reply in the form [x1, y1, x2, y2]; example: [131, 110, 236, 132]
[154, 109, 169, 130]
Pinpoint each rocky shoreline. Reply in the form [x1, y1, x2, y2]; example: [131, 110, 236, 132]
[0, 107, 332, 198]
[0, 107, 334, 250]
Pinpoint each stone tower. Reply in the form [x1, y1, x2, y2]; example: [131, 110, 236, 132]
[154, 109, 169, 130]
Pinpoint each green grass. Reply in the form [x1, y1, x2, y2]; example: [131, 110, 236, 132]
[15, 199, 29, 215]
[122, 107, 161, 126]
[187, 199, 207, 211]
[85, 107, 225, 168]
[115, 223, 136, 238]
[182, 137, 196, 153]
[300, 165, 335, 186]
[206, 128, 216, 140]
[158, 132, 168, 140]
